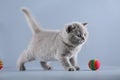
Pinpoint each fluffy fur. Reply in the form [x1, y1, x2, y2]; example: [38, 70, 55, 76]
[17, 7, 88, 71]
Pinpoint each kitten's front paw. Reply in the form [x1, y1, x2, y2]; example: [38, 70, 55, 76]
[43, 66, 53, 70]
[47, 66, 52, 70]
[19, 65, 26, 71]
[75, 66, 80, 71]
[67, 67, 75, 71]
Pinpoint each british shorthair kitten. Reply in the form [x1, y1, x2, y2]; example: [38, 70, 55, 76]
[17, 7, 88, 71]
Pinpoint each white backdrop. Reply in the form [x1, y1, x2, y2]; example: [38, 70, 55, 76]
[0, 0, 120, 69]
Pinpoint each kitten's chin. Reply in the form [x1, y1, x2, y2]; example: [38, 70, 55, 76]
[79, 41, 85, 45]
[80, 39, 87, 45]
[79, 40, 84, 43]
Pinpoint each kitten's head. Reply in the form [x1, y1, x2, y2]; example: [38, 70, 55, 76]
[62, 22, 88, 46]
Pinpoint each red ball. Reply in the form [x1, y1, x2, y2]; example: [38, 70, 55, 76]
[88, 59, 100, 70]
[0, 66, 3, 70]
[0, 60, 3, 70]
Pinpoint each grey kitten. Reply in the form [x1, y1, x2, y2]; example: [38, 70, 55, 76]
[17, 7, 88, 71]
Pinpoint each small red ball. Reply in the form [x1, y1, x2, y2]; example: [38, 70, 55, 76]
[0, 66, 3, 70]
[88, 59, 100, 70]
[0, 60, 3, 70]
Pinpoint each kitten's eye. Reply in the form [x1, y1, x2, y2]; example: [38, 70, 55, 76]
[77, 34, 81, 37]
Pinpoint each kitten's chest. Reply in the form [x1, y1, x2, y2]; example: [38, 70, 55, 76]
[62, 46, 81, 57]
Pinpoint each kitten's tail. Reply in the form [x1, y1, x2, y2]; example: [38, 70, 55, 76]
[21, 7, 42, 34]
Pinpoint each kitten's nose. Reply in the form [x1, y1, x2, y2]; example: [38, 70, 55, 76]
[81, 37, 85, 40]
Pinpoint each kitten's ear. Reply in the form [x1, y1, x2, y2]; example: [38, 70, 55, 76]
[66, 25, 73, 33]
[82, 22, 88, 26]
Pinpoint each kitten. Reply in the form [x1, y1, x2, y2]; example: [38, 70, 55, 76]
[17, 7, 88, 71]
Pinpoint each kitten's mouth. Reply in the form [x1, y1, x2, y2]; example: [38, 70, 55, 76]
[80, 40, 85, 43]
[79, 38, 85, 43]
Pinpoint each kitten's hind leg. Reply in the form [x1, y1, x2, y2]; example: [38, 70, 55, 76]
[40, 61, 52, 70]
[17, 50, 35, 71]
[20, 63, 26, 71]
[17, 58, 26, 71]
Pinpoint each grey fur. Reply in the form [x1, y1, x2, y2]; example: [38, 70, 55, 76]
[17, 7, 88, 71]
